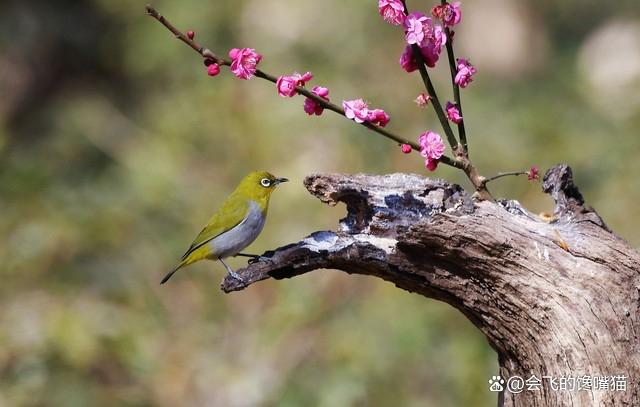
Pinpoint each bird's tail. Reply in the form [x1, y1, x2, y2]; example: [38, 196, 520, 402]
[161, 260, 187, 284]
[162, 246, 209, 284]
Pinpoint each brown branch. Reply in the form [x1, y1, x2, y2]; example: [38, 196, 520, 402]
[480, 170, 528, 187]
[223, 166, 640, 407]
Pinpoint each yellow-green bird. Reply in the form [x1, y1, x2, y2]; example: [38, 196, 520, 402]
[161, 171, 288, 284]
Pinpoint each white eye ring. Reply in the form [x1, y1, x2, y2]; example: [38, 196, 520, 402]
[260, 178, 271, 187]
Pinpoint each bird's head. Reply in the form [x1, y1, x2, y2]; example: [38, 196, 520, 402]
[237, 171, 288, 201]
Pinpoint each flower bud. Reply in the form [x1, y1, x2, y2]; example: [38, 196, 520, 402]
[207, 63, 220, 76]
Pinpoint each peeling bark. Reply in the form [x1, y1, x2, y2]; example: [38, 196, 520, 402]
[222, 165, 640, 407]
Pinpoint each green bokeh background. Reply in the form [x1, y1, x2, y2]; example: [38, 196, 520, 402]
[1, 0, 639, 406]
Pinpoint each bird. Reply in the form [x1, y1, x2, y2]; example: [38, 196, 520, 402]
[161, 171, 288, 284]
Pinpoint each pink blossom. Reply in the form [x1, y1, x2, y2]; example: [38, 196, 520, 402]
[300, 72, 313, 82]
[343, 99, 370, 123]
[187, 30, 195, 40]
[414, 93, 431, 107]
[399, 27, 446, 71]
[367, 109, 390, 127]
[419, 131, 445, 171]
[403, 12, 433, 45]
[229, 48, 262, 80]
[303, 86, 330, 116]
[378, 0, 406, 25]
[454, 58, 476, 88]
[421, 25, 447, 67]
[419, 131, 445, 160]
[276, 76, 298, 97]
[276, 72, 312, 97]
[445, 2, 462, 27]
[445, 101, 462, 124]
[432, 2, 462, 27]
[431, 4, 444, 18]
[527, 166, 539, 181]
[207, 63, 220, 76]
[425, 158, 439, 171]
[401, 144, 412, 154]
[312, 86, 330, 99]
[399, 45, 418, 72]
[275, 72, 311, 97]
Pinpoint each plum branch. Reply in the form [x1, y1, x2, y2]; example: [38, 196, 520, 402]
[395, 1, 493, 199]
[144, 5, 464, 170]
[434, 0, 469, 154]
[442, 30, 467, 152]
[409, 42, 459, 150]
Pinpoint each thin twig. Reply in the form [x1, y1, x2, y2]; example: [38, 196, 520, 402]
[144, 5, 222, 63]
[481, 170, 528, 186]
[440, 0, 468, 154]
[145, 5, 463, 170]
[410, 44, 459, 150]
[443, 30, 467, 151]
[444, 38, 467, 152]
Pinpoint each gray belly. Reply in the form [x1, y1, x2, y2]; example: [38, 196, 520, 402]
[208, 200, 266, 259]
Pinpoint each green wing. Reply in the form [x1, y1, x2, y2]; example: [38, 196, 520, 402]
[181, 194, 249, 260]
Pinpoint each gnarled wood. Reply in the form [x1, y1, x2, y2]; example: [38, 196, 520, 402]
[222, 166, 640, 407]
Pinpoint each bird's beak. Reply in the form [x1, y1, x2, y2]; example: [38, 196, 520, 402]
[274, 177, 289, 185]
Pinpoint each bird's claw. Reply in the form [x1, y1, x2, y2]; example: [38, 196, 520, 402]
[248, 255, 270, 265]
[228, 270, 245, 284]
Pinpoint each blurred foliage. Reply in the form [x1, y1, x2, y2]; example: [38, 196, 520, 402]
[1, 0, 639, 406]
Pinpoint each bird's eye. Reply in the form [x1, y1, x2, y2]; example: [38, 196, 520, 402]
[260, 178, 271, 187]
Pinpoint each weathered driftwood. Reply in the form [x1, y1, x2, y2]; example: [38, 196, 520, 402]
[222, 165, 639, 407]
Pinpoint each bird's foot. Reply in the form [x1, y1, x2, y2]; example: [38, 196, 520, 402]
[236, 252, 270, 264]
[247, 255, 270, 265]
[219, 257, 245, 284]
[227, 270, 245, 283]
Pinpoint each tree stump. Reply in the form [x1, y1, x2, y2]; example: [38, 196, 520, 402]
[222, 165, 640, 407]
